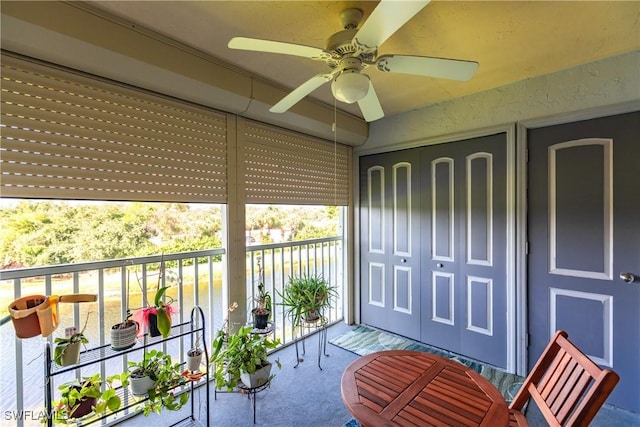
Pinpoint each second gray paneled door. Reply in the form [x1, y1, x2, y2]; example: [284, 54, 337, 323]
[360, 133, 510, 369]
[420, 134, 508, 369]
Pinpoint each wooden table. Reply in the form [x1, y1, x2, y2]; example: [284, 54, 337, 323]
[341, 350, 510, 427]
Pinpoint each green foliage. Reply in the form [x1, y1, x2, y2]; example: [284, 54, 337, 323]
[0, 201, 338, 268]
[277, 274, 338, 326]
[0, 201, 223, 268]
[48, 372, 129, 424]
[245, 204, 339, 243]
[53, 310, 93, 366]
[254, 282, 271, 314]
[53, 333, 88, 366]
[210, 326, 281, 391]
[253, 259, 271, 314]
[127, 349, 189, 416]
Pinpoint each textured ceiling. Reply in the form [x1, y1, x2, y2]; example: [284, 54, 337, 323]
[88, 1, 639, 121]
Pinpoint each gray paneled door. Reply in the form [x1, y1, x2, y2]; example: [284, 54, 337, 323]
[420, 134, 508, 369]
[360, 132, 510, 369]
[527, 111, 640, 412]
[360, 149, 421, 340]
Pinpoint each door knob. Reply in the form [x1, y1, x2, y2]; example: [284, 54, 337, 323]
[619, 272, 636, 283]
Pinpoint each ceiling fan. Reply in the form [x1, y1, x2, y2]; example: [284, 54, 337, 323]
[228, 0, 478, 122]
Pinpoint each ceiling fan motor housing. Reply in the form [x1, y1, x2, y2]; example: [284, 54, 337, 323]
[326, 29, 377, 66]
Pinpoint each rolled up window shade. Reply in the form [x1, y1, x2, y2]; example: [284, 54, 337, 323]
[0, 54, 227, 203]
[243, 120, 351, 206]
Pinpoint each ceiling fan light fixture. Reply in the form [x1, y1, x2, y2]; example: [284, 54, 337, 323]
[331, 70, 370, 104]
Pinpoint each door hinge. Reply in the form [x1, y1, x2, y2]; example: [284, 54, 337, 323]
[525, 333, 530, 348]
[525, 241, 529, 255]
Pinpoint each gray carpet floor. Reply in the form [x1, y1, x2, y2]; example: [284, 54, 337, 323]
[121, 322, 639, 427]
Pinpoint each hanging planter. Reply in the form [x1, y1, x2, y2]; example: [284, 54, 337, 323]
[186, 348, 203, 372]
[186, 333, 204, 372]
[132, 256, 177, 339]
[147, 311, 163, 337]
[8, 293, 97, 338]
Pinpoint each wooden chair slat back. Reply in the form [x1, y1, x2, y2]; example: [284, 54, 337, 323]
[509, 330, 620, 427]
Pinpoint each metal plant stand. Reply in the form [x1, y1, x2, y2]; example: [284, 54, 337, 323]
[293, 316, 329, 369]
[44, 306, 210, 427]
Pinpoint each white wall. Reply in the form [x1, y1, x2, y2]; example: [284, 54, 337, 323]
[361, 51, 639, 153]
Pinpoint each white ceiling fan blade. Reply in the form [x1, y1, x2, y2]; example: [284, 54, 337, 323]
[229, 37, 331, 61]
[354, 0, 431, 49]
[376, 54, 479, 81]
[270, 73, 334, 113]
[357, 81, 384, 122]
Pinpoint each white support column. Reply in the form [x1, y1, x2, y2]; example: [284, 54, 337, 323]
[225, 114, 247, 333]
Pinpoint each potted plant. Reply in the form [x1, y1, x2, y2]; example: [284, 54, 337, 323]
[110, 310, 138, 350]
[50, 372, 128, 424]
[186, 334, 203, 372]
[210, 325, 281, 391]
[111, 270, 138, 350]
[251, 258, 271, 330]
[133, 256, 177, 338]
[252, 282, 271, 330]
[146, 285, 174, 338]
[128, 349, 189, 416]
[128, 349, 165, 396]
[54, 311, 92, 366]
[278, 273, 338, 326]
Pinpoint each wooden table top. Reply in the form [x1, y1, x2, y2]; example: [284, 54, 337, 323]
[341, 350, 509, 427]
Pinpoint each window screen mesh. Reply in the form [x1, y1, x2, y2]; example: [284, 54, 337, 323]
[0, 54, 228, 203]
[243, 120, 351, 206]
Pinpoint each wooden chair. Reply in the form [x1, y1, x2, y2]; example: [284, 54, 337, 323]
[509, 330, 619, 426]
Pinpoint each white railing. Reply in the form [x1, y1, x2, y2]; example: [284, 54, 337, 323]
[0, 237, 343, 426]
[245, 237, 344, 344]
[1, 250, 224, 426]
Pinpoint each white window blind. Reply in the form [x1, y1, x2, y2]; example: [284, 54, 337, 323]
[0, 54, 227, 203]
[243, 120, 351, 206]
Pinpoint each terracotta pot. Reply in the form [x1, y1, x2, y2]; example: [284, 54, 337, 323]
[8, 294, 97, 338]
[7, 295, 47, 338]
